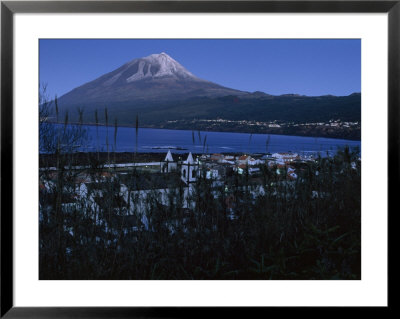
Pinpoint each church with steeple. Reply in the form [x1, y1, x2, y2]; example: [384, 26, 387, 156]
[161, 151, 199, 185]
[161, 150, 177, 173]
[181, 152, 199, 184]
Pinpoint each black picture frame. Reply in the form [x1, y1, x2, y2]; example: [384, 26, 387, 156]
[1, 0, 396, 317]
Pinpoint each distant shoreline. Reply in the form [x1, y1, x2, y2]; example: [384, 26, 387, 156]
[46, 121, 361, 142]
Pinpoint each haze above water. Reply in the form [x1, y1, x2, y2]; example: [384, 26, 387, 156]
[74, 125, 361, 156]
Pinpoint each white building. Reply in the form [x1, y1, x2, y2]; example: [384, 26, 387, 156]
[206, 168, 219, 179]
[161, 150, 177, 173]
[271, 152, 299, 164]
[181, 152, 199, 184]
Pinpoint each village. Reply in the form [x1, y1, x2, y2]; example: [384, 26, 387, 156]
[162, 118, 361, 140]
[39, 150, 323, 233]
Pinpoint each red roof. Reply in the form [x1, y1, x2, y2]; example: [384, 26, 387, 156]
[100, 172, 112, 177]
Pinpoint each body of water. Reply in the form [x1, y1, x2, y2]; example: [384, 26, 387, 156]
[67, 125, 361, 156]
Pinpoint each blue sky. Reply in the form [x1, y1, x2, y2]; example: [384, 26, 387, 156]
[39, 39, 360, 98]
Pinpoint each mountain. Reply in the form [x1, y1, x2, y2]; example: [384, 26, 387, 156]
[53, 53, 361, 139]
[57, 52, 246, 106]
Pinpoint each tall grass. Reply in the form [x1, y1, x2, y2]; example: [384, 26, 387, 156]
[135, 114, 139, 157]
[39, 144, 361, 280]
[95, 110, 99, 160]
[105, 108, 109, 165]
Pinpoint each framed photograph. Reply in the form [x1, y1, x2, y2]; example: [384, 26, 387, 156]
[1, 0, 396, 317]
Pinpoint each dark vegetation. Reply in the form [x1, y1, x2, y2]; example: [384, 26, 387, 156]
[39, 95, 361, 280]
[55, 93, 361, 140]
[39, 147, 361, 280]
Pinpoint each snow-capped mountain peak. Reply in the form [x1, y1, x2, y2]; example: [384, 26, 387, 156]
[124, 52, 197, 83]
[59, 52, 245, 105]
